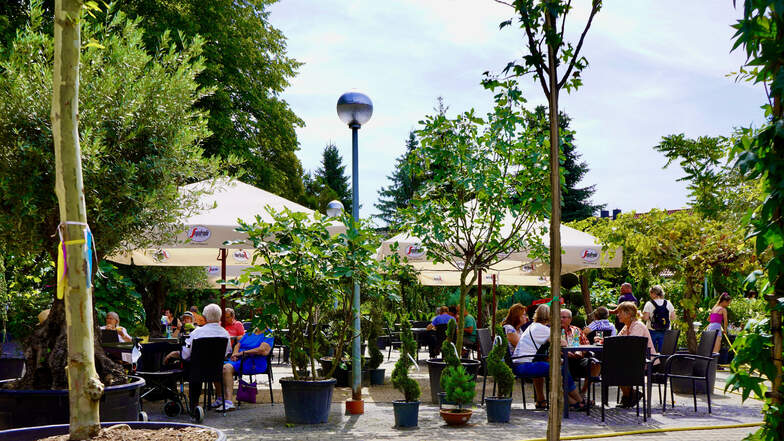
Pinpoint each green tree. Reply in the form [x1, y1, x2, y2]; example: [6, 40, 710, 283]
[0, 5, 218, 392]
[724, 1, 784, 438]
[399, 81, 551, 352]
[655, 134, 758, 222]
[314, 143, 352, 213]
[526, 106, 603, 221]
[375, 131, 423, 226]
[115, 0, 306, 201]
[0, 0, 307, 202]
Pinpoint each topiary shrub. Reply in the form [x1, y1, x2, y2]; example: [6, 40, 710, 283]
[440, 319, 461, 390]
[391, 319, 420, 402]
[486, 338, 514, 398]
[442, 364, 476, 409]
[367, 309, 384, 370]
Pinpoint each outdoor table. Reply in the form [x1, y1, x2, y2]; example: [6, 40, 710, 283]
[561, 344, 653, 419]
[148, 337, 180, 344]
[101, 341, 134, 363]
[410, 327, 435, 361]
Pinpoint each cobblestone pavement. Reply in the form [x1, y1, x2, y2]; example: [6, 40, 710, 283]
[148, 349, 764, 440]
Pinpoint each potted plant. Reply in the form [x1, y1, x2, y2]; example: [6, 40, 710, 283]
[391, 319, 420, 428]
[484, 337, 514, 423]
[439, 364, 476, 426]
[427, 320, 481, 404]
[366, 309, 385, 385]
[238, 209, 392, 424]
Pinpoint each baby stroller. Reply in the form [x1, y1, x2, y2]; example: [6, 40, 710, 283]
[134, 341, 189, 417]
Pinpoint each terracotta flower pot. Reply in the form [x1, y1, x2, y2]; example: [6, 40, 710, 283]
[439, 408, 472, 426]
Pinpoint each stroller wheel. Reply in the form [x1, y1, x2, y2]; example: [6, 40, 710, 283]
[138, 411, 148, 422]
[192, 405, 205, 423]
[164, 400, 182, 417]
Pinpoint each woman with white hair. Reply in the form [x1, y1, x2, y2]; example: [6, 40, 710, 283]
[101, 311, 132, 342]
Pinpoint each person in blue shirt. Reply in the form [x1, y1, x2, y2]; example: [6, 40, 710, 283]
[217, 327, 274, 410]
[427, 306, 455, 328]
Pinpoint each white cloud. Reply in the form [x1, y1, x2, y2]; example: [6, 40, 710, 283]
[270, 0, 768, 218]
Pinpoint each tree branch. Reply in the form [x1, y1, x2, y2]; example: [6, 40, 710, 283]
[557, 1, 600, 90]
[519, 5, 551, 96]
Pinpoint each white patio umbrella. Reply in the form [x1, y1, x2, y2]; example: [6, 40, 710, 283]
[107, 178, 341, 310]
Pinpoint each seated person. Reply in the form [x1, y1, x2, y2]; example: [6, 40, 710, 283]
[457, 305, 478, 354]
[425, 306, 454, 357]
[163, 308, 181, 338]
[582, 306, 617, 339]
[190, 305, 207, 326]
[163, 304, 232, 411]
[426, 306, 454, 330]
[217, 327, 274, 409]
[501, 303, 528, 353]
[222, 308, 246, 340]
[180, 311, 197, 335]
[560, 309, 600, 394]
[616, 301, 657, 408]
[513, 304, 588, 410]
[100, 311, 132, 363]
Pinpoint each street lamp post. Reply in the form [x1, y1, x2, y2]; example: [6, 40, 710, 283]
[336, 91, 373, 410]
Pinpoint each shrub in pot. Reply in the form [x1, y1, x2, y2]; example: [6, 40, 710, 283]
[366, 309, 385, 385]
[238, 209, 393, 424]
[428, 320, 481, 404]
[391, 319, 420, 428]
[485, 336, 514, 423]
[439, 363, 476, 426]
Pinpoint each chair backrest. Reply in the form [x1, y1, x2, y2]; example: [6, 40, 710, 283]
[660, 329, 681, 356]
[412, 320, 429, 329]
[601, 336, 647, 387]
[477, 328, 492, 358]
[137, 342, 180, 372]
[100, 329, 119, 343]
[434, 323, 448, 353]
[693, 330, 718, 376]
[189, 337, 229, 382]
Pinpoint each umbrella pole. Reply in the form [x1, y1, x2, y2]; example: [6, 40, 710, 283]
[477, 269, 483, 328]
[491, 274, 497, 341]
[220, 248, 227, 327]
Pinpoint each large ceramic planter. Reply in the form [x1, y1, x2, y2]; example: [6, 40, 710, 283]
[393, 400, 419, 428]
[0, 422, 226, 441]
[670, 353, 719, 395]
[485, 397, 512, 423]
[0, 376, 145, 429]
[439, 408, 472, 426]
[426, 358, 481, 403]
[280, 377, 336, 424]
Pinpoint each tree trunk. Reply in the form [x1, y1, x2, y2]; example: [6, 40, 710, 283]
[142, 280, 166, 338]
[51, 0, 105, 437]
[544, 9, 563, 440]
[580, 272, 593, 322]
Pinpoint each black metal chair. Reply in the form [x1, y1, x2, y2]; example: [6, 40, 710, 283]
[387, 330, 402, 360]
[598, 336, 648, 422]
[135, 342, 188, 417]
[188, 337, 230, 422]
[477, 328, 494, 403]
[660, 330, 718, 413]
[429, 323, 449, 359]
[649, 328, 680, 405]
[235, 340, 276, 407]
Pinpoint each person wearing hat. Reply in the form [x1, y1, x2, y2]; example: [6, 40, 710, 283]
[180, 311, 197, 335]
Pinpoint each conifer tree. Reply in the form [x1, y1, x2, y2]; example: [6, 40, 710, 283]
[315, 142, 352, 213]
[375, 131, 422, 225]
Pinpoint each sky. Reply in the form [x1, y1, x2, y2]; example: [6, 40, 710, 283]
[268, 0, 767, 221]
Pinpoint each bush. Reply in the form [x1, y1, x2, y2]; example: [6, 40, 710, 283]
[367, 309, 384, 370]
[442, 365, 475, 408]
[486, 338, 514, 398]
[391, 319, 420, 402]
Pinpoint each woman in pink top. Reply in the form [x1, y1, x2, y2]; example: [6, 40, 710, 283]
[616, 301, 657, 408]
[706, 292, 731, 353]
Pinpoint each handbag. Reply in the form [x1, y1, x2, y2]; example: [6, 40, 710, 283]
[236, 378, 257, 403]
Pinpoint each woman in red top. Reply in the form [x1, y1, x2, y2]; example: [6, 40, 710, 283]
[222, 308, 246, 340]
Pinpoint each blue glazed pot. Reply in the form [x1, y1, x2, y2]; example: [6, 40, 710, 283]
[393, 400, 419, 428]
[485, 396, 512, 423]
[280, 377, 336, 424]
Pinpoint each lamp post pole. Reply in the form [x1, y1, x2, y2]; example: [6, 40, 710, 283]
[336, 91, 373, 412]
